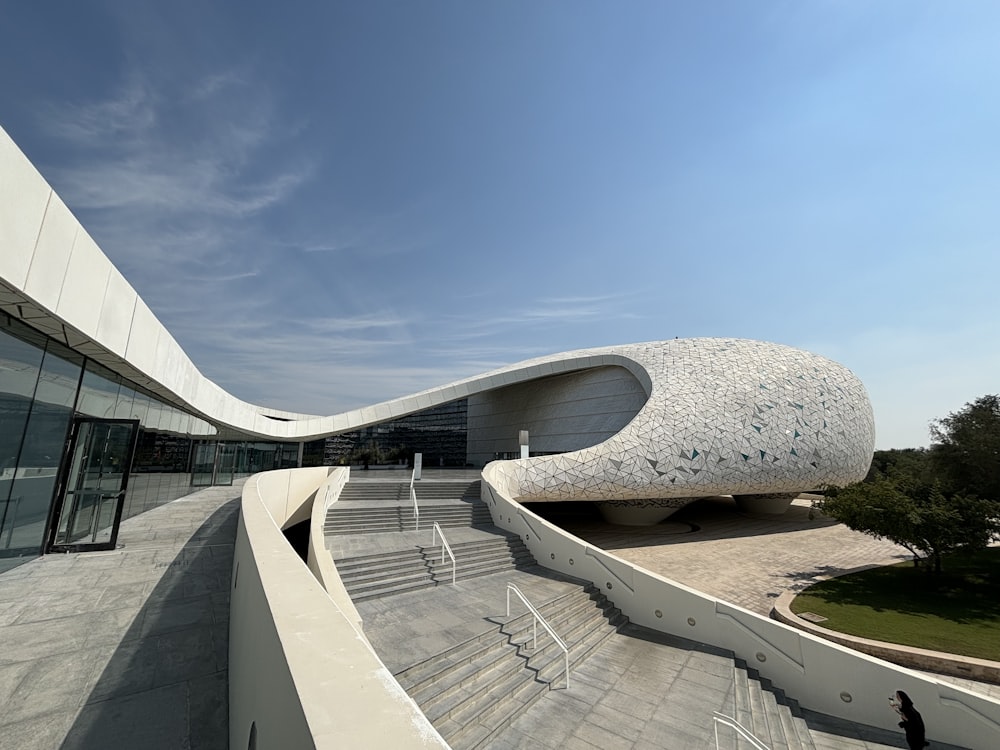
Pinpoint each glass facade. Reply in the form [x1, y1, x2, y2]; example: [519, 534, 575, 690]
[322, 400, 469, 467]
[0, 318, 82, 565]
[0, 313, 305, 571]
[0, 310, 479, 570]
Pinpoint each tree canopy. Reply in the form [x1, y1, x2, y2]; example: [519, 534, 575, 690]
[930, 394, 1000, 502]
[815, 480, 998, 573]
[815, 394, 1000, 573]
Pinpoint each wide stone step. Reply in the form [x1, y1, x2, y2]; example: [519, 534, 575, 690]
[399, 587, 624, 749]
[333, 538, 517, 572]
[345, 556, 538, 601]
[344, 549, 532, 589]
[442, 600, 626, 748]
[325, 516, 485, 534]
[325, 515, 486, 529]
[326, 507, 476, 516]
[403, 593, 603, 704]
[395, 591, 581, 690]
[730, 659, 816, 750]
[336, 537, 527, 571]
[324, 505, 491, 535]
[339, 559, 430, 585]
[336, 480, 480, 501]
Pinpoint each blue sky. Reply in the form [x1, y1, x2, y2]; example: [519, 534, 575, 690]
[3, 1, 999, 449]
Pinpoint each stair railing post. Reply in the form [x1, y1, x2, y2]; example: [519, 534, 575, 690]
[711, 713, 770, 750]
[410, 474, 419, 532]
[504, 583, 570, 689]
[432, 521, 456, 585]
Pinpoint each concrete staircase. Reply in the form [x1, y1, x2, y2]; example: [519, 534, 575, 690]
[334, 536, 536, 601]
[324, 480, 491, 534]
[394, 585, 627, 750]
[730, 657, 816, 750]
[326, 475, 819, 749]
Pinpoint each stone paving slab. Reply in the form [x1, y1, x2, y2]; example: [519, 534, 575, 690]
[545, 495, 912, 617]
[0, 482, 241, 750]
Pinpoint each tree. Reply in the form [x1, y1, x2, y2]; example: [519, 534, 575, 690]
[865, 448, 932, 485]
[930, 395, 1000, 502]
[815, 479, 999, 573]
[817, 395, 1000, 572]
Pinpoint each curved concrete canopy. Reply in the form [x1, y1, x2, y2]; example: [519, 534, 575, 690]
[0, 126, 874, 510]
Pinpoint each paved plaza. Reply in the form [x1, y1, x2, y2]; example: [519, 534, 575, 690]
[540, 494, 911, 617]
[0, 483, 241, 750]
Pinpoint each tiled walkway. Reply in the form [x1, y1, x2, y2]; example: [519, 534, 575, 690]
[0, 483, 241, 750]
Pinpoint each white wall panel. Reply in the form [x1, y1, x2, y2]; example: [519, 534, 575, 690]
[96, 268, 138, 357]
[123, 298, 161, 379]
[23, 192, 76, 312]
[0, 131, 50, 289]
[56, 230, 111, 339]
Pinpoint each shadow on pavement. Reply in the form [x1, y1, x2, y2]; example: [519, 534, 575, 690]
[59, 501, 238, 750]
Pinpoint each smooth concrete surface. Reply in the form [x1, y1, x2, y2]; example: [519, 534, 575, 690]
[465, 365, 646, 465]
[0, 481, 241, 750]
[231, 469, 448, 750]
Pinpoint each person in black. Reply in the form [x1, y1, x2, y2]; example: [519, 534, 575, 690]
[891, 690, 929, 749]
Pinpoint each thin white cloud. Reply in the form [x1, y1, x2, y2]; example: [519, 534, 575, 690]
[189, 69, 248, 101]
[445, 293, 641, 338]
[43, 76, 156, 145]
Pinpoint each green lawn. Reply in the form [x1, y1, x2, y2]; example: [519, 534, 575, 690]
[790, 547, 1000, 662]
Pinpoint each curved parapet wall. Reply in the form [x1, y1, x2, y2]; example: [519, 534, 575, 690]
[481, 464, 1000, 750]
[230, 468, 447, 750]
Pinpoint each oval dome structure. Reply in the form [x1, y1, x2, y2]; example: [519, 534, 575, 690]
[487, 338, 875, 518]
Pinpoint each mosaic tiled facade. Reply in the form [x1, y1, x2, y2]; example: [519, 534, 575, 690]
[486, 338, 875, 510]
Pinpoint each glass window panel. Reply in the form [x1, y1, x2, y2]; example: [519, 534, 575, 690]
[0, 319, 47, 556]
[76, 361, 122, 419]
[0, 319, 46, 488]
[144, 398, 164, 432]
[3, 342, 83, 556]
[128, 389, 150, 426]
[114, 384, 137, 421]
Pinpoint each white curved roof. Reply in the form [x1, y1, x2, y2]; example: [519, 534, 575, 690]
[0, 126, 875, 500]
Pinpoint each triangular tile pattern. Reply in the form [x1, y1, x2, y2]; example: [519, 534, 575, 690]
[502, 338, 875, 504]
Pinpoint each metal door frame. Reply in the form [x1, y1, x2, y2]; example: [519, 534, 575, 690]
[47, 417, 140, 553]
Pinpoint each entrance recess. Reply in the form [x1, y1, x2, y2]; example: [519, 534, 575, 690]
[48, 418, 139, 552]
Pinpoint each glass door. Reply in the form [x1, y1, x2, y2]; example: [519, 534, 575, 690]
[215, 443, 235, 485]
[48, 418, 139, 552]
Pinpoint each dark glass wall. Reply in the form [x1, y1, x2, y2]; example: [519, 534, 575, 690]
[72, 359, 216, 521]
[323, 400, 469, 467]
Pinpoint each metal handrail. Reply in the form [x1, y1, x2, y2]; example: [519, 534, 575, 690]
[712, 712, 770, 750]
[410, 471, 419, 531]
[505, 583, 569, 689]
[431, 522, 456, 585]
